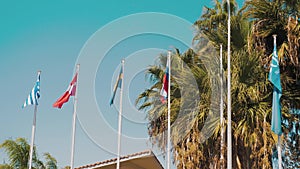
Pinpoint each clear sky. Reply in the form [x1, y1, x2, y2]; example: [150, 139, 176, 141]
[0, 0, 244, 168]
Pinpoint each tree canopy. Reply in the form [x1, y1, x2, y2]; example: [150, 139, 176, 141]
[136, 0, 300, 168]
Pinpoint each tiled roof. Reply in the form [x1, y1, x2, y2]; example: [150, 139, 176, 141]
[75, 149, 163, 169]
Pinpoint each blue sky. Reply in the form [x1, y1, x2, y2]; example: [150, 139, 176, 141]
[0, 0, 244, 168]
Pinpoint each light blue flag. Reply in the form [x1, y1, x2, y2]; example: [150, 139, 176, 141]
[23, 72, 41, 108]
[268, 44, 282, 135]
[109, 66, 123, 106]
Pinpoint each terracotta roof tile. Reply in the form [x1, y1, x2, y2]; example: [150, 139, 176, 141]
[75, 149, 159, 169]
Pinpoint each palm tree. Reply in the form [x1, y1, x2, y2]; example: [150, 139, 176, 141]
[0, 138, 57, 169]
[43, 153, 57, 169]
[0, 164, 13, 169]
[62, 166, 70, 169]
[243, 0, 300, 108]
[136, 0, 291, 168]
[196, 0, 300, 168]
[136, 48, 216, 168]
[230, 48, 275, 169]
[0, 138, 32, 169]
[194, 0, 274, 168]
[243, 1, 300, 167]
[136, 0, 300, 168]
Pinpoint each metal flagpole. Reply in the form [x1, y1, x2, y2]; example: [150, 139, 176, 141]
[273, 35, 282, 169]
[226, 0, 232, 168]
[278, 136, 282, 169]
[70, 64, 80, 169]
[28, 70, 40, 169]
[167, 51, 171, 169]
[116, 59, 125, 169]
[220, 44, 225, 169]
[28, 105, 37, 169]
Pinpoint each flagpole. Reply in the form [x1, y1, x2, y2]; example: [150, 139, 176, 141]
[70, 64, 80, 169]
[167, 51, 171, 169]
[220, 44, 225, 169]
[28, 71, 40, 169]
[116, 59, 125, 169]
[278, 136, 282, 169]
[272, 34, 282, 169]
[28, 105, 37, 169]
[226, 0, 232, 168]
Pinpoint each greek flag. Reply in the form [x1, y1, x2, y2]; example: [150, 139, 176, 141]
[23, 72, 41, 108]
[268, 43, 282, 136]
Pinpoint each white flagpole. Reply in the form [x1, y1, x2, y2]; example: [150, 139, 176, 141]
[28, 105, 37, 169]
[167, 51, 171, 169]
[226, 0, 232, 169]
[116, 59, 125, 169]
[220, 44, 225, 169]
[273, 35, 282, 169]
[70, 64, 80, 169]
[28, 70, 40, 169]
[278, 136, 282, 169]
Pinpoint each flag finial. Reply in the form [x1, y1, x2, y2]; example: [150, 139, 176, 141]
[273, 34, 277, 45]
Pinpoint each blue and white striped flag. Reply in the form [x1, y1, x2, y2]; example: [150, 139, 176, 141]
[23, 71, 41, 108]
